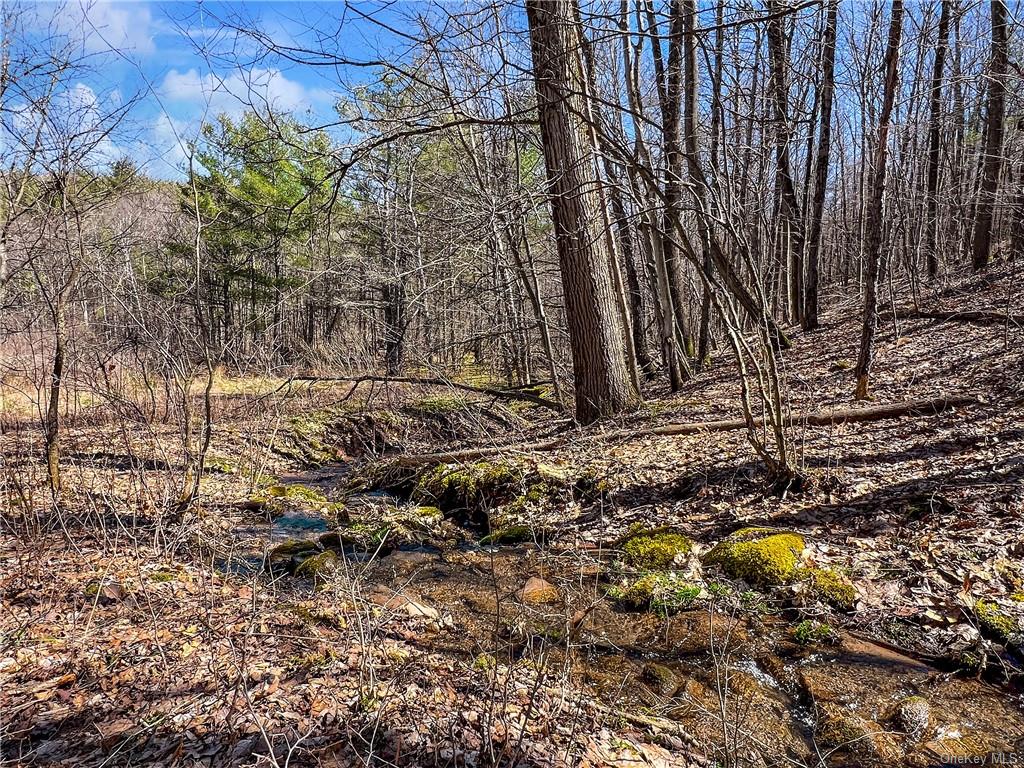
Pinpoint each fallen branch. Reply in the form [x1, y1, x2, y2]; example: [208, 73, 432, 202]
[392, 395, 979, 466]
[288, 374, 564, 412]
[896, 307, 1024, 327]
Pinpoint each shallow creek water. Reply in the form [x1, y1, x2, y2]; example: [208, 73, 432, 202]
[220, 463, 1024, 766]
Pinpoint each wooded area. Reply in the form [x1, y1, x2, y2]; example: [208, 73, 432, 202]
[2, 1, 1023, 766]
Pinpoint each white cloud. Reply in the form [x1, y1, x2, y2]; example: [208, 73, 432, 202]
[59, 1, 156, 56]
[159, 67, 331, 118]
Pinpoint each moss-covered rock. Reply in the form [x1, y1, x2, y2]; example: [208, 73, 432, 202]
[802, 567, 857, 610]
[621, 529, 693, 569]
[412, 460, 523, 515]
[502, 481, 561, 517]
[608, 572, 701, 614]
[640, 662, 680, 696]
[269, 539, 321, 559]
[703, 528, 805, 586]
[815, 703, 870, 748]
[975, 599, 1019, 643]
[294, 551, 339, 582]
[480, 524, 533, 546]
[267, 483, 327, 504]
[266, 539, 320, 573]
[278, 410, 345, 466]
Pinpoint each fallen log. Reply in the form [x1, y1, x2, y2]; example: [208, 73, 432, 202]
[896, 308, 1024, 327]
[392, 395, 979, 466]
[287, 374, 564, 412]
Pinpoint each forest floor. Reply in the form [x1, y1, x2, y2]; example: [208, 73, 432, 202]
[2, 265, 1024, 767]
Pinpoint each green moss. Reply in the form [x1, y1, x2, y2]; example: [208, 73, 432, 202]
[410, 395, 467, 415]
[148, 570, 177, 583]
[621, 530, 693, 569]
[975, 600, 1018, 643]
[267, 484, 328, 504]
[345, 522, 392, 547]
[794, 619, 835, 645]
[284, 411, 343, 465]
[393, 505, 443, 531]
[269, 539, 320, 559]
[802, 567, 856, 610]
[740, 589, 768, 613]
[472, 653, 497, 671]
[294, 551, 339, 581]
[957, 651, 983, 672]
[258, 484, 346, 521]
[703, 529, 805, 586]
[480, 524, 532, 546]
[608, 572, 701, 615]
[412, 460, 523, 511]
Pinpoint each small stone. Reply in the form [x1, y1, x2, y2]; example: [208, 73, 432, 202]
[640, 662, 680, 696]
[371, 589, 442, 621]
[815, 703, 902, 763]
[85, 580, 126, 604]
[401, 600, 440, 620]
[519, 576, 559, 604]
[895, 696, 931, 739]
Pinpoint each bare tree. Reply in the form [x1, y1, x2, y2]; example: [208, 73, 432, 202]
[803, 0, 838, 330]
[855, 0, 904, 401]
[971, 0, 1008, 271]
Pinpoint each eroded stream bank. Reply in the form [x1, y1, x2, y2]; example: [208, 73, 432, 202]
[216, 459, 1024, 767]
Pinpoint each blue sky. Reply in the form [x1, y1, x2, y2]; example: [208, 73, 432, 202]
[22, 0, 412, 179]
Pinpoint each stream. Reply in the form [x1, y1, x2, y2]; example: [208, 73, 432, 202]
[218, 462, 1024, 766]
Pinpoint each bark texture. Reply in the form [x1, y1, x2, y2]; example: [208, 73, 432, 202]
[525, 0, 637, 424]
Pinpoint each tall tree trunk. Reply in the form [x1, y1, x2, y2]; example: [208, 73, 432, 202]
[803, 0, 838, 330]
[658, 0, 696, 371]
[698, 0, 725, 364]
[924, 0, 952, 278]
[620, 0, 687, 387]
[610, 189, 656, 379]
[971, 0, 1008, 271]
[681, 0, 711, 367]
[382, 278, 406, 375]
[45, 305, 66, 496]
[855, 0, 903, 400]
[526, 0, 637, 424]
[766, 0, 805, 323]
